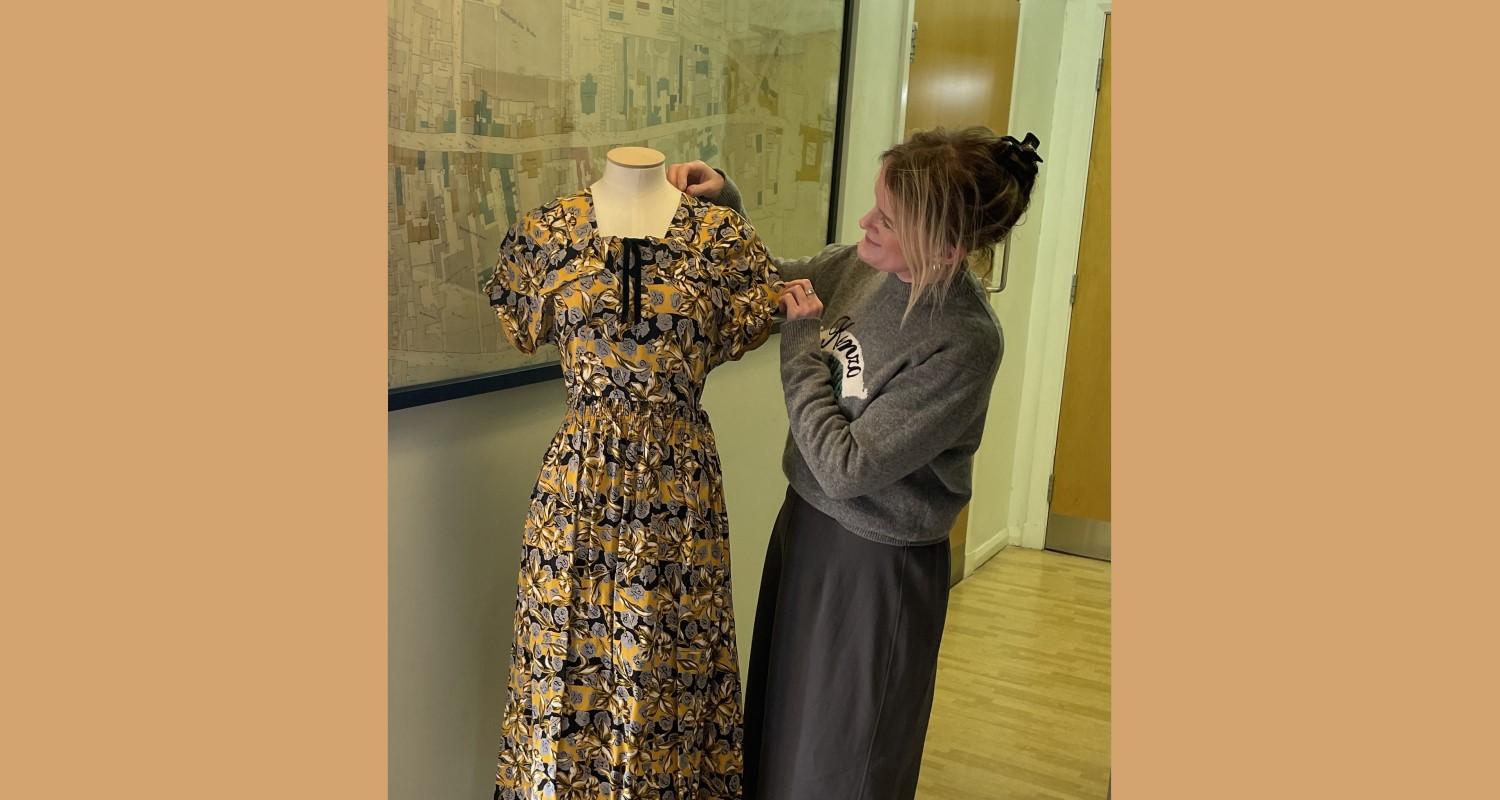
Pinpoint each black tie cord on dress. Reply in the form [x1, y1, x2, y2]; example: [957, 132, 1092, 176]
[617, 238, 646, 324]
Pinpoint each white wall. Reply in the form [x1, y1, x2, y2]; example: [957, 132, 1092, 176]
[964, 0, 1072, 567]
[1009, 0, 1110, 550]
[963, 0, 1111, 556]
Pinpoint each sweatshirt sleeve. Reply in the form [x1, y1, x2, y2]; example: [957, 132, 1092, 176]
[778, 318, 997, 500]
[710, 170, 832, 284]
[712, 169, 749, 219]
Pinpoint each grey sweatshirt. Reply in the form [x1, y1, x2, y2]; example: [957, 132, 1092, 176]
[717, 177, 1004, 546]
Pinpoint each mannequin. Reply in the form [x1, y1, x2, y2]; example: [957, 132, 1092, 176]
[486, 144, 781, 800]
[589, 146, 685, 239]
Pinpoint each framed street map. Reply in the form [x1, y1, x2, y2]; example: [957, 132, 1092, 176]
[389, 0, 853, 409]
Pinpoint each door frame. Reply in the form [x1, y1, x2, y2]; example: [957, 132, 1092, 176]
[885, 0, 1113, 556]
[894, 0, 918, 142]
[1012, 0, 1111, 550]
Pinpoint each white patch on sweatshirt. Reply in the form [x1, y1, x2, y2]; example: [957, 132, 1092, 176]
[819, 316, 868, 400]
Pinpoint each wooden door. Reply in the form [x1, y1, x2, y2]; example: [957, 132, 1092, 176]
[901, 0, 1021, 584]
[904, 0, 1021, 138]
[1048, 18, 1111, 560]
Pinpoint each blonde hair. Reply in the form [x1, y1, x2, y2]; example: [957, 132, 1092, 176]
[880, 126, 1043, 320]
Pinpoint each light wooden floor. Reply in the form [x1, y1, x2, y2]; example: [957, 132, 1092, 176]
[917, 547, 1111, 800]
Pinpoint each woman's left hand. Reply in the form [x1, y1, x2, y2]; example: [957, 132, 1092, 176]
[778, 279, 823, 321]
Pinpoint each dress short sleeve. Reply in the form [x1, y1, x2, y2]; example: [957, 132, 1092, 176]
[482, 218, 551, 354]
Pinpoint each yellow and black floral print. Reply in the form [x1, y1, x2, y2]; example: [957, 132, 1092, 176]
[484, 188, 779, 800]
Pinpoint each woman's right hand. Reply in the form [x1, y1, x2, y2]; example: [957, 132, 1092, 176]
[779, 279, 823, 321]
[666, 161, 725, 199]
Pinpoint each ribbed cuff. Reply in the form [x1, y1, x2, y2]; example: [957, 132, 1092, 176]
[778, 317, 821, 353]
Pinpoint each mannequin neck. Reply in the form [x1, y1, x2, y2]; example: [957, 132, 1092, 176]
[590, 157, 683, 238]
[595, 159, 674, 199]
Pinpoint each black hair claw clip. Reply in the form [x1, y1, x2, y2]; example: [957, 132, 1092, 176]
[1001, 132, 1044, 165]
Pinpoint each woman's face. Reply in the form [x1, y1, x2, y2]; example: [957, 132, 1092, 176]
[857, 167, 913, 282]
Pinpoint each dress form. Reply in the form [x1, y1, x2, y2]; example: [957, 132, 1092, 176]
[589, 147, 683, 238]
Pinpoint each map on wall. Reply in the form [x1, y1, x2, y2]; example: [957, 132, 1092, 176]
[389, 0, 848, 390]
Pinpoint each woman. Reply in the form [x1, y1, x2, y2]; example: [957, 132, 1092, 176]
[667, 127, 1043, 800]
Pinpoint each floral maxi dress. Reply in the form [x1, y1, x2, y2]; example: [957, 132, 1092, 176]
[485, 189, 780, 800]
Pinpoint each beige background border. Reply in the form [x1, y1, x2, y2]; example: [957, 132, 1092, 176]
[4, 2, 387, 797]
[1113, 1, 1500, 797]
[5, 1, 1499, 797]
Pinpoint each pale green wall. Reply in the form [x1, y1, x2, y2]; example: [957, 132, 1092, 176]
[390, 345, 786, 799]
[836, 0, 912, 243]
[389, 379, 558, 800]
